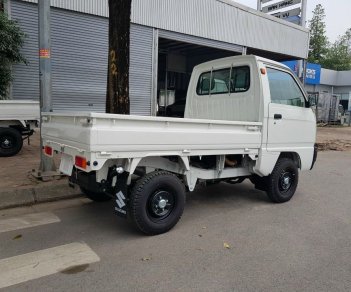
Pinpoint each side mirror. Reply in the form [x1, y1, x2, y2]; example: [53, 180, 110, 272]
[305, 100, 311, 108]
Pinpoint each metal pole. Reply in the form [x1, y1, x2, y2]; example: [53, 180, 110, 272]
[302, 59, 307, 85]
[37, 0, 56, 176]
[299, 0, 308, 84]
[301, 0, 307, 27]
[257, 0, 261, 11]
[39, 0, 52, 113]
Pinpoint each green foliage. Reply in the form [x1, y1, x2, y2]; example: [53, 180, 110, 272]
[322, 28, 351, 71]
[308, 4, 328, 64]
[0, 10, 27, 99]
[308, 5, 351, 71]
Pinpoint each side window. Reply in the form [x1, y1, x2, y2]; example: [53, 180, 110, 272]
[196, 66, 250, 95]
[197, 72, 212, 95]
[267, 68, 306, 107]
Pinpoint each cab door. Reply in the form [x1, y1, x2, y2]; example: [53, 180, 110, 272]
[266, 67, 316, 160]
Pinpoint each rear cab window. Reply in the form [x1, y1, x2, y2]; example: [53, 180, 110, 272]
[196, 66, 250, 96]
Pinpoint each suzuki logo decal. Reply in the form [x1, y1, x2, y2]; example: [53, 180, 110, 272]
[116, 191, 126, 208]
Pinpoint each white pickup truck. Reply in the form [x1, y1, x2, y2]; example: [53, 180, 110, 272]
[42, 56, 317, 235]
[0, 100, 40, 157]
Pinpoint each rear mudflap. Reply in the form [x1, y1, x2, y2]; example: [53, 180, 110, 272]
[113, 172, 129, 218]
[69, 167, 130, 218]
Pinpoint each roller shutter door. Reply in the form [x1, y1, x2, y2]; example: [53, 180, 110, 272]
[10, 1, 39, 102]
[10, 0, 153, 115]
[129, 25, 153, 115]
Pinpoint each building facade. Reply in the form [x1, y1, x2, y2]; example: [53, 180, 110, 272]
[305, 69, 351, 111]
[6, 0, 310, 115]
[282, 60, 351, 111]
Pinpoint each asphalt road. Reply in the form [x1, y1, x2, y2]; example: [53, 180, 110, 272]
[0, 151, 350, 291]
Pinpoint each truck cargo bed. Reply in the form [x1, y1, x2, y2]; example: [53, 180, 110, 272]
[42, 112, 262, 160]
[0, 100, 39, 121]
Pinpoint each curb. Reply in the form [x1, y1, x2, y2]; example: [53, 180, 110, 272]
[0, 180, 83, 210]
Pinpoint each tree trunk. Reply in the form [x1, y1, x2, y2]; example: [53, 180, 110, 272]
[106, 0, 131, 114]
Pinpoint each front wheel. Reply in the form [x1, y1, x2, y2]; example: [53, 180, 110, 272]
[266, 158, 299, 203]
[130, 171, 186, 235]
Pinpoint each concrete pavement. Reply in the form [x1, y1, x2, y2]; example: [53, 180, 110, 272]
[0, 131, 82, 210]
[0, 151, 350, 291]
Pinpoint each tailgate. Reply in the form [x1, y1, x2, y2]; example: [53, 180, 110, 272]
[42, 113, 96, 175]
[42, 113, 94, 151]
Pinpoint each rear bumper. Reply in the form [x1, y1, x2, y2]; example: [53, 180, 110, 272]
[310, 144, 318, 170]
[69, 170, 103, 193]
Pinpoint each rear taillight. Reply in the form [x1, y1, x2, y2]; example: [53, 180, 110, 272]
[44, 146, 53, 157]
[75, 156, 87, 169]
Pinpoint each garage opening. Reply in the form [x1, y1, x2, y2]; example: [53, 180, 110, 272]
[157, 38, 241, 118]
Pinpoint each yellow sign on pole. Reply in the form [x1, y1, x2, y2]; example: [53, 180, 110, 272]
[39, 48, 51, 59]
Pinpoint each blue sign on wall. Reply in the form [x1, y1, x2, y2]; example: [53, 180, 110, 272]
[282, 60, 299, 75]
[285, 15, 301, 25]
[281, 61, 321, 85]
[305, 63, 322, 85]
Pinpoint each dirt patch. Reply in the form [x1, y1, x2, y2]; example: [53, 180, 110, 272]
[0, 130, 65, 190]
[317, 140, 351, 151]
[317, 126, 351, 152]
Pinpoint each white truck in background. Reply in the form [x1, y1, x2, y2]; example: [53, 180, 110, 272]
[42, 56, 317, 235]
[0, 100, 40, 157]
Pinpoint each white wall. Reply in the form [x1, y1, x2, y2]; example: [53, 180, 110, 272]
[320, 69, 338, 86]
[320, 68, 351, 87]
[337, 72, 351, 86]
[308, 69, 351, 100]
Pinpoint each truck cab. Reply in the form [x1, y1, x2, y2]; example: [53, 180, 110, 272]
[187, 56, 316, 172]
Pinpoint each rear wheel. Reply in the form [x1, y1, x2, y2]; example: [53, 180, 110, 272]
[0, 128, 23, 157]
[266, 158, 298, 203]
[80, 186, 111, 202]
[130, 171, 186, 235]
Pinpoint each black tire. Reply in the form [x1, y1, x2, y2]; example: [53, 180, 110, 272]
[266, 158, 299, 203]
[130, 171, 186, 235]
[0, 128, 23, 157]
[80, 186, 111, 202]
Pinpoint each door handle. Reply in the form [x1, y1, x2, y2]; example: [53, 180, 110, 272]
[274, 114, 282, 120]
